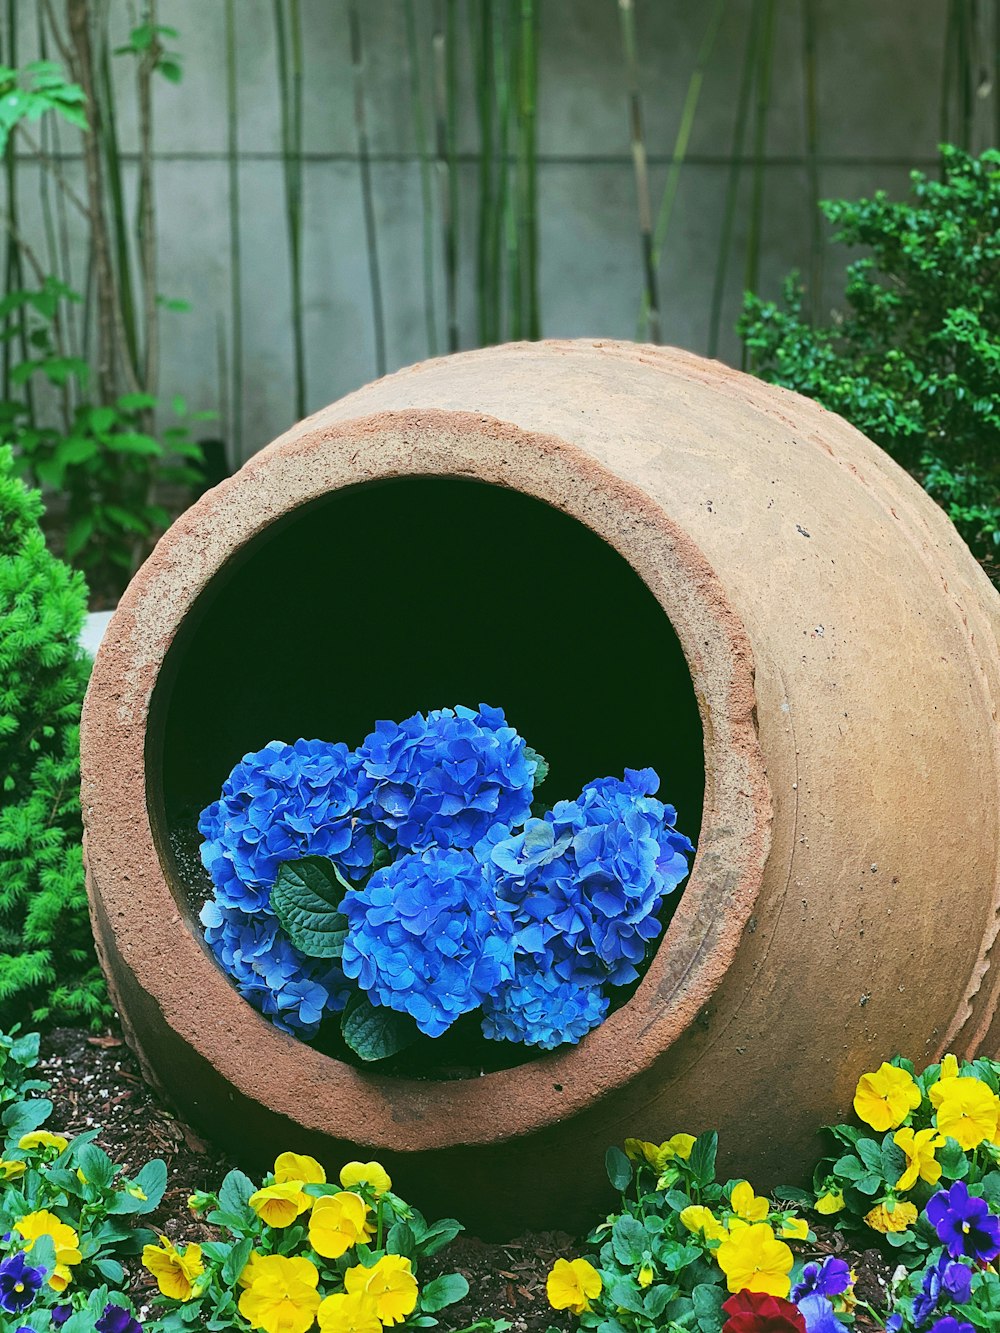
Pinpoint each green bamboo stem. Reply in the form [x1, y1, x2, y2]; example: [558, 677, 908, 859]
[403, 0, 438, 357]
[491, 0, 512, 341]
[646, 0, 727, 334]
[273, 0, 306, 417]
[472, 0, 496, 345]
[225, 0, 243, 458]
[517, 0, 539, 341]
[707, 0, 761, 359]
[432, 1, 459, 352]
[136, 0, 158, 396]
[97, 26, 138, 379]
[348, 1, 386, 377]
[2, 0, 30, 413]
[801, 0, 822, 321]
[940, 0, 956, 160]
[741, 0, 776, 370]
[618, 0, 659, 343]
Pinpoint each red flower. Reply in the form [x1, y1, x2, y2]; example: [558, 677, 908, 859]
[722, 1289, 807, 1333]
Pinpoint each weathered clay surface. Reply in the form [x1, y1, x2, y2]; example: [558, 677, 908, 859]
[81, 341, 1000, 1235]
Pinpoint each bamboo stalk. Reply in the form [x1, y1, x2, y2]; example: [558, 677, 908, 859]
[618, 0, 659, 343]
[97, 18, 138, 376]
[707, 0, 760, 359]
[801, 0, 822, 321]
[646, 0, 727, 333]
[517, 0, 539, 341]
[940, 0, 957, 159]
[432, 1, 459, 352]
[273, 0, 306, 417]
[740, 0, 775, 370]
[2, 0, 28, 408]
[472, 0, 496, 346]
[403, 0, 438, 356]
[348, 0, 386, 377]
[224, 0, 243, 458]
[958, 0, 974, 150]
[136, 0, 158, 395]
[491, 0, 512, 341]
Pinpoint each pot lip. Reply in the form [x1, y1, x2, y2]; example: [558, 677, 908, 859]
[81, 402, 772, 1151]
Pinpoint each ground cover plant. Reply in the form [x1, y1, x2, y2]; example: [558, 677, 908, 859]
[196, 706, 694, 1064]
[739, 146, 1000, 583]
[0, 446, 109, 1029]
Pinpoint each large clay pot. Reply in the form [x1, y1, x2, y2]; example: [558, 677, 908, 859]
[81, 341, 1000, 1236]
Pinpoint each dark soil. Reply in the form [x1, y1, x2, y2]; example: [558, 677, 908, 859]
[37, 1024, 891, 1332]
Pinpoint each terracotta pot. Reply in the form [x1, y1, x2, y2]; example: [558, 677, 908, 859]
[81, 341, 1000, 1236]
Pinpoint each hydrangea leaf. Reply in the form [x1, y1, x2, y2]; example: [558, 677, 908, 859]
[341, 992, 421, 1062]
[420, 1273, 470, 1313]
[272, 855, 351, 958]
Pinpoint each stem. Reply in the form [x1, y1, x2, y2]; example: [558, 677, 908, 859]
[225, 0, 243, 458]
[473, 0, 495, 345]
[348, 1, 386, 377]
[517, 0, 539, 340]
[741, 0, 776, 370]
[432, 2, 459, 352]
[618, 0, 660, 344]
[137, 0, 158, 395]
[403, 0, 438, 356]
[707, 0, 761, 358]
[940, 0, 956, 161]
[98, 16, 138, 376]
[491, 2, 511, 341]
[273, 0, 306, 417]
[801, 0, 822, 321]
[647, 0, 727, 333]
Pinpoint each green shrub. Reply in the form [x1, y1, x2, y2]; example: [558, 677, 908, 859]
[739, 145, 1000, 581]
[0, 444, 110, 1026]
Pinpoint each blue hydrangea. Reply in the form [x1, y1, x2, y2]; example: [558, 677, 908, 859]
[340, 847, 515, 1037]
[354, 704, 536, 853]
[481, 968, 609, 1050]
[200, 901, 349, 1037]
[481, 767, 693, 988]
[199, 739, 373, 913]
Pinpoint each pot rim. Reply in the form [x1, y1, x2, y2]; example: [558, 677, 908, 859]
[82, 405, 772, 1150]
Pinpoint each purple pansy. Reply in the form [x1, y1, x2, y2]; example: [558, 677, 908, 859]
[913, 1253, 974, 1329]
[793, 1257, 852, 1302]
[796, 1295, 847, 1333]
[0, 1251, 46, 1314]
[96, 1303, 144, 1333]
[926, 1182, 1000, 1263]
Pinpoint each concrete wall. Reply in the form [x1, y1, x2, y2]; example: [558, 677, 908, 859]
[10, 0, 998, 461]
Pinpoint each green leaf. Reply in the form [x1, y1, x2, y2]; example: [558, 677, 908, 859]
[611, 1215, 647, 1266]
[219, 1168, 257, 1216]
[418, 1218, 463, 1257]
[132, 1158, 168, 1209]
[223, 1237, 253, 1286]
[605, 1145, 632, 1192]
[272, 856, 350, 958]
[856, 1137, 883, 1171]
[3, 1097, 53, 1137]
[644, 1285, 677, 1319]
[607, 1279, 646, 1316]
[420, 1273, 469, 1313]
[524, 745, 549, 788]
[341, 994, 421, 1063]
[692, 1283, 725, 1333]
[688, 1131, 718, 1187]
[386, 1221, 416, 1260]
[77, 1143, 116, 1189]
[94, 1258, 124, 1283]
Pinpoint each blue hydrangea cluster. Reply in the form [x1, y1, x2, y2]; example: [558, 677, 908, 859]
[199, 739, 373, 914]
[354, 704, 536, 852]
[341, 847, 516, 1037]
[200, 900, 350, 1037]
[197, 707, 693, 1053]
[475, 768, 693, 1047]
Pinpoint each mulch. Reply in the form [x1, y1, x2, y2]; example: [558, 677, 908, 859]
[36, 1024, 892, 1332]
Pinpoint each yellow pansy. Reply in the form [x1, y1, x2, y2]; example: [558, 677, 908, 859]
[142, 1236, 204, 1301]
[929, 1054, 961, 1108]
[638, 1265, 654, 1288]
[864, 1201, 918, 1234]
[249, 1180, 313, 1228]
[893, 1127, 945, 1190]
[275, 1152, 326, 1187]
[730, 1181, 769, 1223]
[779, 1217, 810, 1240]
[309, 1191, 374, 1259]
[238, 1254, 321, 1333]
[18, 1131, 69, 1154]
[318, 1291, 384, 1333]
[0, 1159, 25, 1179]
[853, 1063, 921, 1132]
[547, 1258, 603, 1315]
[624, 1134, 696, 1173]
[935, 1078, 1000, 1151]
[680, 1205, 727, 1242]
[715, 1223, 793, 1298]
[345, 1256, 418, 1326]
[127, 1184, 147, 1201]
[814, 1190, 845, 1215]
[340, 1160, 392, 1196]
[15, 1210, 82, 1289]
[239, 1252, 268, 1290]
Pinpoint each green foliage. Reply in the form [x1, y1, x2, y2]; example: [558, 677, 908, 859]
[0, 279, 208, 592]
[0, 60, 87, 154]
[0, 445, 110, 1027]
[739, 145, 1000, 579]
